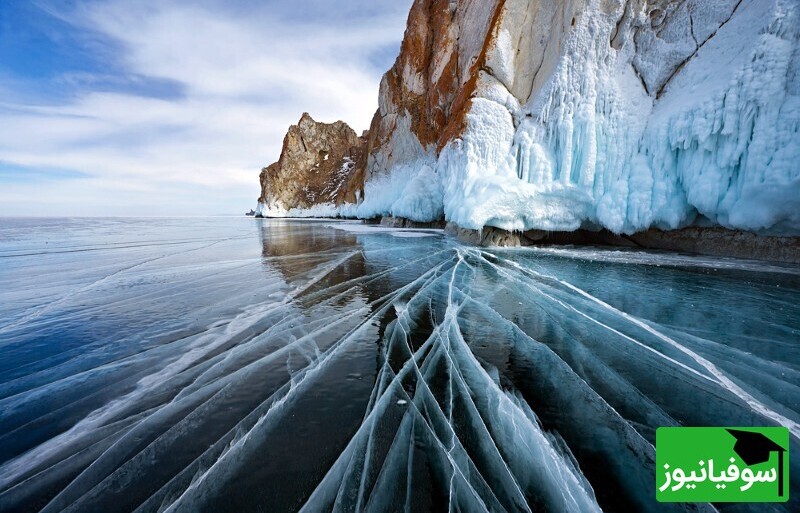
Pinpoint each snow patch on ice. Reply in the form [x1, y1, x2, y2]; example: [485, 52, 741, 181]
[327, 223, 442, 238]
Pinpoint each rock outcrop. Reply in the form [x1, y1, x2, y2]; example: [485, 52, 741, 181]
[256, 0, 800, 259]
[257, 113, 368, 216]
[363, 0, 497, 174]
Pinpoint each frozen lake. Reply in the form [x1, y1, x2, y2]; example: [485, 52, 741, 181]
[0, 217, 798, 512]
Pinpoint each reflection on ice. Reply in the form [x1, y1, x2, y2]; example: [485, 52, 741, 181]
[0, 218, 797, 512]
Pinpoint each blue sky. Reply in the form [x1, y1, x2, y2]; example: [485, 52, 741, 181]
[0, 0, 412, 216]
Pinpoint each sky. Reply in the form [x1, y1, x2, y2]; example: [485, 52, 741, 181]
[0, 0, 413, 216]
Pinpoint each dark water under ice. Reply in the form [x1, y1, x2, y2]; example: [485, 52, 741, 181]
[0, 217, 798, 513]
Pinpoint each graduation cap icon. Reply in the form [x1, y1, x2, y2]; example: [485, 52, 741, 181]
[726, 429, 787, 497]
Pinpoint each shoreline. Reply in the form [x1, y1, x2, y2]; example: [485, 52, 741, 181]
[254, 214, 800, 264]
[446, 223, 800, 265]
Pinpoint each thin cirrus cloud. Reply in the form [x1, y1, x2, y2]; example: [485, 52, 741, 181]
[0, 0, 412, 216]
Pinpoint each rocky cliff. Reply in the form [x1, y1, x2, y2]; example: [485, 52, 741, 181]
[258, 0, 800, 243]
[256, 113, 368, 216]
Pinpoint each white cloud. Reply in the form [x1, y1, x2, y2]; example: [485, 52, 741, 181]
[0, 0, 411, 216]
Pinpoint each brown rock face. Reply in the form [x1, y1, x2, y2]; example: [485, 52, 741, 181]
[364, 0, 504, 177]
[258, 113, 368, 212]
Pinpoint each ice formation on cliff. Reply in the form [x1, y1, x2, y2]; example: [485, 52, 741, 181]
[434, 0, 800, 235]
[262, 0, 799, 236]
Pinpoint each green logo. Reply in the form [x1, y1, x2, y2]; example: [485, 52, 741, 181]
[656, 427, 789, 503]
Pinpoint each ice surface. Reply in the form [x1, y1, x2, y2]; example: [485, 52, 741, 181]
[1, 218, 798, 512]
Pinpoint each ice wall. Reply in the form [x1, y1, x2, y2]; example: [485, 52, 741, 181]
[350, 0, 800, 235]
